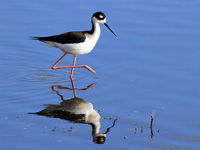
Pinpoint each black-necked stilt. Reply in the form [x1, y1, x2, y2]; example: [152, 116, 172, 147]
[33, 12, 116, 78]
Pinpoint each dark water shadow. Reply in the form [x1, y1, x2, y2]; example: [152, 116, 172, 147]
[29, 77, 117, 144]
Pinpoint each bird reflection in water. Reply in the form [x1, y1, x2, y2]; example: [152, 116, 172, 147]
[29, 77, 117, 144]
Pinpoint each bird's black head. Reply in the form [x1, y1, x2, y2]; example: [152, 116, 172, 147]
[92, 12, 106, 20]
[92, 11, 117, 37]
[93, 135, 106, 144]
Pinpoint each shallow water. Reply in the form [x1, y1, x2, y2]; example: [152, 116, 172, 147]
[1, 0, 200, 149]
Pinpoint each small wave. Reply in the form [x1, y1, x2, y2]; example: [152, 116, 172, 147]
[18, 67, 86, 84]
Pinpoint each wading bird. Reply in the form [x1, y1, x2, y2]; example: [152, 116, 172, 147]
[33, 12, 116, 78]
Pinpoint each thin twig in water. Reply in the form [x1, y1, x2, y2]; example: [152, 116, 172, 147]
[52, 126, 58, 132]
[150, 111, 156, 140]
[141, 126, 143, 134]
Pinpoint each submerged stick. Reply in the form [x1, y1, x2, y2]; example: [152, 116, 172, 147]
[134, 123, 137, 134]
[141, 126, 143, 134]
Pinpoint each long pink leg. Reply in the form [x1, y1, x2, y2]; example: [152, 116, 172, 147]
[51, 53, 67, 70]
[51, 53, 96, 76]
[70, 56, 76, 79]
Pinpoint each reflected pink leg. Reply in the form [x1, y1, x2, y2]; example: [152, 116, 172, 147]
[70, 76, 76, 97]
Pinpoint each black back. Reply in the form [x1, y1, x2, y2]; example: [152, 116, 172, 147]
[33, 31, 86, 44]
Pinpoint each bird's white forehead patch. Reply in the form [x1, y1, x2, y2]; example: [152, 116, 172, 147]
[99, 15, 104, 18]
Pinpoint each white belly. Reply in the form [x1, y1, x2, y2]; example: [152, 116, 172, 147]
[44, 35, 99, 56]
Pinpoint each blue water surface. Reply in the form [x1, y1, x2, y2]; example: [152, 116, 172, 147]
[1, 0, 200, 150]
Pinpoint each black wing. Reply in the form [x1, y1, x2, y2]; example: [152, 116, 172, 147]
[33, 31, 86, 44]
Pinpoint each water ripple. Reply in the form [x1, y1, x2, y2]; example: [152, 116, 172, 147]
[18, 67, 86, 84]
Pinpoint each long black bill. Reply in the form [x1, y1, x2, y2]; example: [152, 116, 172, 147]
[104, 23, 117, 37]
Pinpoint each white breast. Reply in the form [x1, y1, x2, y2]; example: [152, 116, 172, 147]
[61, 34, 99, 55]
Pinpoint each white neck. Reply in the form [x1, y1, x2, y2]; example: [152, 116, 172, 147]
[92, 121, 101, 134]
[91, 17, 101, 38]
